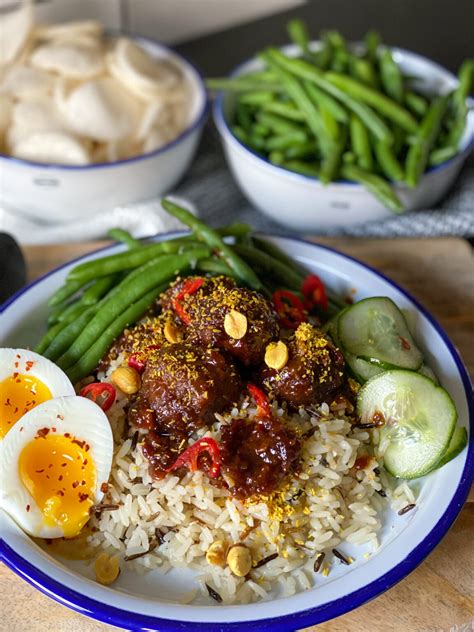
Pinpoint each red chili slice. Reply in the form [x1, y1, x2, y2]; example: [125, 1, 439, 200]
[272, 289, 306, 330]
[166, 437, 221, 478]
[247, 384, 272, 420]
[173, 277, 204, 325]
[301, 274, 329, 311]
[128, 344, 161, 373]
[79, 382, 116, 412]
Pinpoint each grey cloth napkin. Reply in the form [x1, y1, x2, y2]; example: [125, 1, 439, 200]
[1, 121, 473, 243]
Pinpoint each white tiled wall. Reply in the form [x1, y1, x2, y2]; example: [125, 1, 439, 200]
[1, 0, 304, 43]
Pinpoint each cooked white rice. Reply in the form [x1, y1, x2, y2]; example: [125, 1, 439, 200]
[82, 356, 416, 604]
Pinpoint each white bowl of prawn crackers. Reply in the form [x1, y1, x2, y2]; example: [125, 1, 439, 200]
[0, 30, 208, 224]
[0, 232, 472, 631]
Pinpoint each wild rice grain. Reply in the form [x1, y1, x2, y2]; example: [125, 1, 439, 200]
[332, 548, 351, 565]
[313, 552, 325, 573]
[131, 430, 139, 452]
[91, 503, 120, 515]
[253, 553, 279, 569]
[206, 583, 223, 602]
[376, 489, 387, 498]
[398, 503, 416, 516]
[124, 539, 158, 561]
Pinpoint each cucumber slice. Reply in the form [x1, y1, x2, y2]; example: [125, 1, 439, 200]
[357, 370, 457, 479]
[346, 352, 384, 383]
[338, 297, 423, 370]
[322, 307, 348, 346]
[430, 426, 467, 471]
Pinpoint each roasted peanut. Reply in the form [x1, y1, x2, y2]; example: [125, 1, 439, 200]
[206, 539, 228, 566]
[164, 319, 183, 344]
[226, 544, 252, 577]
[94, 553, 120, 585]
[264, 340, 289, 370]
[111, 366, 141, 394]
[224, 309, 247, 339]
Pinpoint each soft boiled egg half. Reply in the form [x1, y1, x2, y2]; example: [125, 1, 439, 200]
[0, 395, 113, 538]
[0, 348, 75, 439]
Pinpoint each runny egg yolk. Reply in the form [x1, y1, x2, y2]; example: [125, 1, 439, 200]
[0, 374, 52, 439]
[19, 433, 96, 537]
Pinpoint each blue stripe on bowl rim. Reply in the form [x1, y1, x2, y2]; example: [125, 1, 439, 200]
[0, 34, 210, 172]
[1, 232, 473, 631]
[212, 44, 474, 186]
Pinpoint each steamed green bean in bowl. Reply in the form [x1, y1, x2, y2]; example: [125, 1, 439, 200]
[208, 20, 473, 217]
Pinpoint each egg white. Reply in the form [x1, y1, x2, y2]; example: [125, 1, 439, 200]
[0, 348, 75, 417]
[0, 395, 113, 538]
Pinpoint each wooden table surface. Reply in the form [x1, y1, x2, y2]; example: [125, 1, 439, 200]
[1, 237, 473, 632]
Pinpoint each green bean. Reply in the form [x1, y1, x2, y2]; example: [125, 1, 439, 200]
[54, 300, 90, 325]
[35, 319, 69, 355]
[206, 78, 281, 92]
[43, 305, 99, 361]
[259, 52, 333, 160]
[405, 94, 449, 187]
[269, 150, 285, 165]
[233, 244, 303, 290]
[261, 100, 306, 122]
[341, 164, 404, 213]
[57, 247, 209, 370]
[365, 30, 380, 63]
[429, 145, 458, 166]
[196, 257, 235, 276]
[320, 125, 346, 183]
[331, 49, 350, 74]
[445, 59, 474, 148]
[66, 285, 167, 383]
[232, 125, 249, 144]
[264, 48, 393, 143]
[108, 228, 140, 249]
[257, 111, 307, 140]
[236, 102, 253, 131]
[280, 159, 320, 178]
[343, 151, 356, 164]
[48, 278, 86, 307]
[80, 274, 120, 306]
[379, 48, 404, 103]
[285, 140, 318, 159]
[161, 200, 262, 290]
[67, 239, 198, 284]
[306, 83, 341, 141]
[312, 43, 332, 70]
[325, 72, 417, 133]
[266, 132, 309, 151]
[287, 18, 311, 56]
[405, 91, 428, 117]
[350, 57, 378, 88]
[350, 114, 373, 171]
[247, 132, 267, 150]
[251, 237, 307, 277]
[304, 81, 349, 123]
[239, 91, 275, 106]
[220, 222, 252, 240]
[373, 141, 404, 181]
[252, 122, 271, 137]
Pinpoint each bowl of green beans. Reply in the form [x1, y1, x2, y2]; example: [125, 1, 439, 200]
[209, 23, 473, 230]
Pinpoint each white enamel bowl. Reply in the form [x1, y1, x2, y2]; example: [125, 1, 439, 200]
[0, 37, 208, 224]
[1, 233, 473, 631]
[213, 45, 474, 231]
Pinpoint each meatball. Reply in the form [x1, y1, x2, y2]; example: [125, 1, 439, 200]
[255, 322, 345, 408]
[159, 275, 235, 314]
[184, 277, 279, 365]
[98, 315, 167, 371]
[128, 342, 241, 437]
[220, 417, 301, 498]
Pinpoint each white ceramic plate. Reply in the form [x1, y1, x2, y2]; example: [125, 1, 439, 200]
[1, 233, 472, 631]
